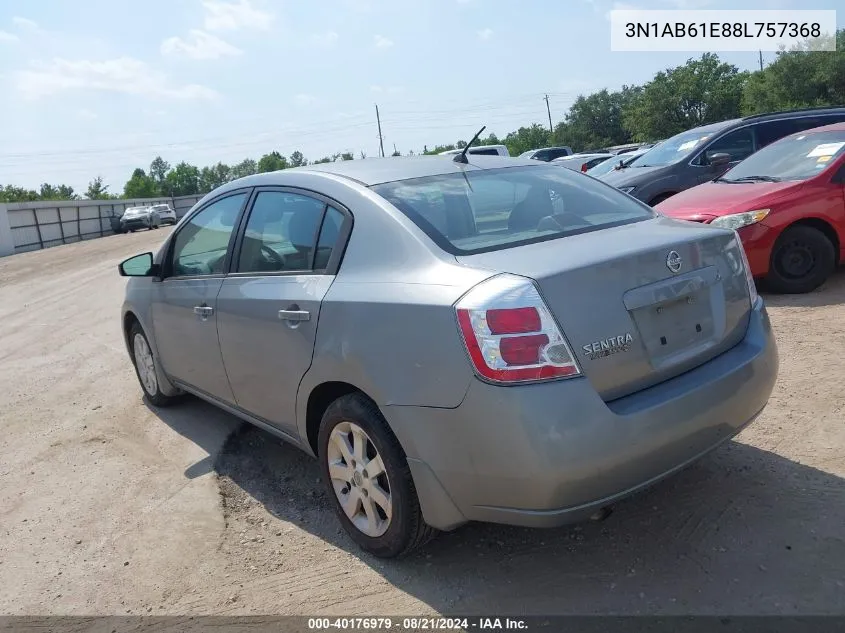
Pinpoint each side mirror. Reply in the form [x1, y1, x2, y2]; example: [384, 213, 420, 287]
[118, 252, 159, 277]
[707, 152, 732, 167]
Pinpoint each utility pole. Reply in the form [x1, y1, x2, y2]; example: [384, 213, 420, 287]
[544, 94, 553, 135]
[375, 104, 385, 158]
[758, 50, 764, 71]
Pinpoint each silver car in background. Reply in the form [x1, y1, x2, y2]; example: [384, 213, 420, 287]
[149, 204, 178, 225]
[119, 155, 778, 558]
[119, 206, 162, 233]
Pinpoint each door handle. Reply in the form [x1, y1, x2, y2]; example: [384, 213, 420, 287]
[278, 309, 310, 322]
[193, 305, 214, 318]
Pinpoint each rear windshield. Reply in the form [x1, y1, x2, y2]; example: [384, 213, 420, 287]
[372, 165, 654, 255]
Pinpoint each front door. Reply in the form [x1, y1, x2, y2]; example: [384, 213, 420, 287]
[696, 127, 756, 184]
[151, 191, 249, 403]
[216, 190, 349, 436]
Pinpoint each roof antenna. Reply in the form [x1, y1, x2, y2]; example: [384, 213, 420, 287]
[453, 126, 486, 164]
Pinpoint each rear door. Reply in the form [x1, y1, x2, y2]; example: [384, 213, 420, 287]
[216, 189, 351, 437]
[151, 191, 249, 402]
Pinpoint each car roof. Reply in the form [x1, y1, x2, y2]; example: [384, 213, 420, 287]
[794, 121, 845, 133]
[222, 155, 539, 188]
[555, 153, 613, 160]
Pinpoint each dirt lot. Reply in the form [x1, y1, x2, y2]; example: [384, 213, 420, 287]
[1, 229, 843, 616]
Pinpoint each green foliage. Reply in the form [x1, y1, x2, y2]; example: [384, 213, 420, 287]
[149, 156, 170, 195]
[503, 123, 550, 156]
[199, 162, 232, 192]
[743, 30, 845, 114]
[39, 183, 77, 200]
[257, 151, 289, 173]
[558, 87, 641, 150]
[230, 159, 258, 180]
[0, 185, 40, 202]
[123, 168, 158, 199]
[164, 162, 201, 197]
[85, 176, 115, 200]
[289, 151, 307, 167]
[623, 53, 748, 141]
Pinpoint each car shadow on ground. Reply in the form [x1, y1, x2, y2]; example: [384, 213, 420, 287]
[759, 268, 845, 309]
[150, 399, 845, 615]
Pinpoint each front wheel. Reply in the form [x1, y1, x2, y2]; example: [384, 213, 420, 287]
[766, 225, 835, 294]
[129, 322, 180, 407]
[318, 393, 436, 558]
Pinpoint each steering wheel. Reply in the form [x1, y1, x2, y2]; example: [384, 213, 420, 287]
[260, 244, 286, 268]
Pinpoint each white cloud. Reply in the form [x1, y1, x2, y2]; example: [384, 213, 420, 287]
[311, 31, 339, 47]
[15, 57, 218, 100]
[294, 93, 316, 105]
[12, 16, 39, 31]
[77, 109, 98, 120]
[0, 30, 18, 42]
[374, 34, 394, 49]
[202, 0, 273, 31]
[477, 28, 494, 40]
[161, 30, 243, 60]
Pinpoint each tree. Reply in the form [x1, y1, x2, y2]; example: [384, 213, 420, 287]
[85, 176, 113, 199]
[123, 168, 158, 198]
[257, 151, 289, 173]
[503, 124, 550, 156]
[230, 159, 258, 180]
[39, 183, 77, 200]
[0, 185, 39, 202]
[149, 156, 170, 195]
[558, 87, 640, 150]
[743, 29, 845, 114]
[289, 151, 307, 167]
[624, 53, 748, 141]
[165, 162, 200, 197]
[340, 152, 354, 161]
[199, 162, 232, 193]
[312, 156, 333, 164]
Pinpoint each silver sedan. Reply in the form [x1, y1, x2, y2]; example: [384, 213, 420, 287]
[119, 154, 778, 557]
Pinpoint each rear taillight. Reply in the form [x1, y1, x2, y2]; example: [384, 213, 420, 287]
[455, 274, 581, 384]
[580, 163, 588, 172]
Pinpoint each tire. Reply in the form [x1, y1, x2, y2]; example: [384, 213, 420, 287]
[766, 225, 835, 294]
[128, 321, 180, 407]
[318, 392, 436, 558]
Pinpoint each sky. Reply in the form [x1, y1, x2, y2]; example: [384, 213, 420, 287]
[0, 0, 842, 194]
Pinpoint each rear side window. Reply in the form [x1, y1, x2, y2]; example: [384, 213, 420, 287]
[237, 192, 325, 273]
[373, 165, 654, 255]
[469, 148, 501, 156]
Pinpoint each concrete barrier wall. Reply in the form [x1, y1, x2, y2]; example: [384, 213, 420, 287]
[0, 195, 202, 257]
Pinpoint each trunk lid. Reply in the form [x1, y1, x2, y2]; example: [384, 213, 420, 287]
[456, 216, 752, 401]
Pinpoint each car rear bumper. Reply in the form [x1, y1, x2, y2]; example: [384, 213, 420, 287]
[121, 218, 151, 229]
[384, 299, 778, 531]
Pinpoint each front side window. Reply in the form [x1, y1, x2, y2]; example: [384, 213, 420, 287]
[236, 191, 326, 273]
[373, 165, 654, 255]
[719, 130, 845, 183]
[702, 128, 755, 164]
[170, 193, 245, 276]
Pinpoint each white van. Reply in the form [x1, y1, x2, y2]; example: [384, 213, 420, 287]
[438, 144, 510, 157]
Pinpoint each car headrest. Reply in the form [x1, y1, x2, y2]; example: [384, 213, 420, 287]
[288, 207, 319, 250]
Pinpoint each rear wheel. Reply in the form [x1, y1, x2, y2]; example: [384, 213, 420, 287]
[766, 225, 835, 294]
[129, 322, 180, 407]
[318, 392, 436, 558]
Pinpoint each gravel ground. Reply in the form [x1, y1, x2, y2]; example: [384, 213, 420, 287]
[0, 229, 843, 615]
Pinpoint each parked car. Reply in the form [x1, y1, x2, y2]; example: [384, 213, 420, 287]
[519, 146, 573, 161]
[602, 107, 845, 206]
[552, 152, 615, 172]
[118, 155, 778, 558]
[587, 146, 653, 179]
[439, 144, 510, 157]
[656, 122, 845, 294]
[120, 206, 161, 232]
[149, 204, 178, 225]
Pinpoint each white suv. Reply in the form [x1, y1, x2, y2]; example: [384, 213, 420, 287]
[149, 204, 177, 225]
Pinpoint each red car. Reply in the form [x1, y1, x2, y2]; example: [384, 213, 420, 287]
[655, 122, 845, 294]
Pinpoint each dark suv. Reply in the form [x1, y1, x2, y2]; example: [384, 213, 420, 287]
[600, 107, 845, 205]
